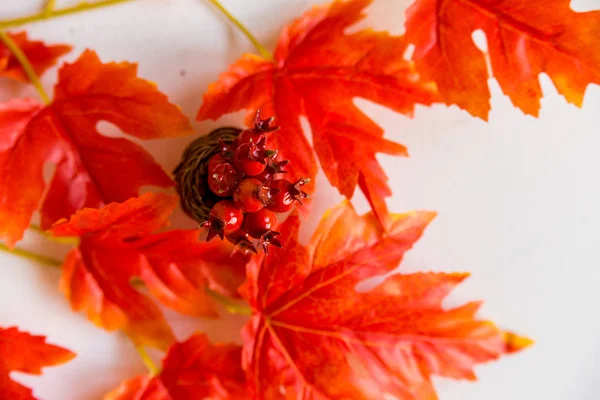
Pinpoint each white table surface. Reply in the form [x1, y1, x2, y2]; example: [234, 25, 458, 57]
[1, 0, 599, 399]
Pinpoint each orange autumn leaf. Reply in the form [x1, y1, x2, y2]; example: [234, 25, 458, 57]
[405, 0, 600, 119]
[0, 31, 71, 82]
[50, 193, 248, 350]
[105, 333, 246, 400]
[241, 203, 532, 399]
[198, 0, 438, 229]
[0, 50, 193, 248]
[0, 326, 75, 400]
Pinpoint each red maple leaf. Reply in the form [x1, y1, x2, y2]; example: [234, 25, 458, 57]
[0, 50, 193, 247]
[240, 203, 532, 399]
[198, 0, 438, 229]
[0, 326, 75, 400]
[105, 333, 246, 400]
[405, 0, 600, 119]
[0, 31, 71, 82]
[50, 193, 249, 350]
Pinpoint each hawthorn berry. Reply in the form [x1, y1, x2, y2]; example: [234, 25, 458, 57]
[207, 153, 230, 173]
[233, 137, 275, 176]
[237, 129, 263, 147]
[243, 208, 278, 239]
[233, 178, 277, 213]
[268, 178, 310, 213]
[208, 163, 239, 196]
[237, 113, 280, 146]
[203, 200, 243, 241]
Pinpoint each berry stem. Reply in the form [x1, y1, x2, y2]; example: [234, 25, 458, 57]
[44, 0, 57, 14]
[135, 345, 160, 376]
[0, 30, 50, 104]
[208, 0, 273, 60]
[0, 243, 62, 267]
[0, 0, 137, 29]
[29, 225, 80, 246]
[206, 287, 252, 316]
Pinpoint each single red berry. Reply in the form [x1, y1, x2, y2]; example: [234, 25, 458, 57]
[237, 129, 264, 147]
[243, 208, 278, 239]
[226, 228, 257, 255]
[234, 143, 264, 176]
[233, 178, 278, 212]
[238, 112, 280, 146]
[268, 178, 310, 213]
[254, 158, 289, 182]
[208, 153, 232, 174]
[208, 163, 239, 196]
[260, 230, 282, 254]
[233, 137, 276, 176]
[202, 200, 243, 241]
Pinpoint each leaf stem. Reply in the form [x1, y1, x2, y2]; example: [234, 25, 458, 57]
[206, 287, 252, 316]
[135, 345, 160, 376]
[0, 243, 62, 267]
[0, 0, 137, 30]
[208, 0, 273, 60]
[0, 30, 50, 104]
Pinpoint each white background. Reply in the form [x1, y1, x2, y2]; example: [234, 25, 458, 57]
[0, 0, 599, 399]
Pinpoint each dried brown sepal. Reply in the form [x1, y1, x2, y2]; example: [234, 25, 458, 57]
[232, 240, 258, 256]
[257, 179, 280, 206]
[217, 138, 235, 159]
[290, 178, 311, 206]
[227, 229, 257, 256]
[254, 110, 280, 133]
[260, 231, 282, 254]
[269, 159, 289, 174]
[247, 137, 275, 163]
[202, 217, 225, 242]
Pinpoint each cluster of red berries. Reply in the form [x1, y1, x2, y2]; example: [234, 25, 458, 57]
[202, 113, 309, 254]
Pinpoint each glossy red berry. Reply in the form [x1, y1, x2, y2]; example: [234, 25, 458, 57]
[233, 178, 277, 212]
[243, 208, 278, 239]
[234, 143, 264, 176]
[237, 129, 264, 147]
[202, 200, 243, 241]
[233, 137, 275, 176]
[268, 178, 310, 213]
[208, 153, 230, 173]
[237, 112, 280, 146]
[208, 163, 239, 196]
